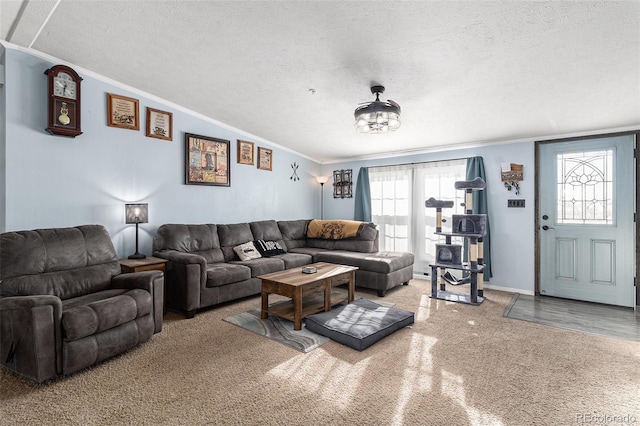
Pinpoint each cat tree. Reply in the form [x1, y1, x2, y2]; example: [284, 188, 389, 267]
[425, 177, 487, 305]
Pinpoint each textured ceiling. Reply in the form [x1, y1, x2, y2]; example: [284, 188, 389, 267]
[2, 1, 639, 162]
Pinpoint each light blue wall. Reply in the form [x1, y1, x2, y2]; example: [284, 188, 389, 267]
[6, 46, 624, 296]
[2, 47, 319, 258]
[320, 142, 536, 294]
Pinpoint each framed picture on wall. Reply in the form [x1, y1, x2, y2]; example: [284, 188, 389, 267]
[185, 133, 230, 186]
[107, 93, 140, 130]
[257, 147, 272, 171]
[237, 140, 254, 165]
[146, 107, 173, 141]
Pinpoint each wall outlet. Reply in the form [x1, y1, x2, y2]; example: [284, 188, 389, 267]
[508, 199, 525, 208]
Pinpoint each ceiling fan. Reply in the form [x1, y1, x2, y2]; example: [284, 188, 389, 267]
[354, 85, 401, 134]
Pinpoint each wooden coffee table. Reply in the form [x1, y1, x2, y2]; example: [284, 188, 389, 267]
[258, 262, 358, 330]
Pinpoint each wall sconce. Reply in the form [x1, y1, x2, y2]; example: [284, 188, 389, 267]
[333, 169, 353, 198]
[316, 176, 329, 219]
[125, 203, 148, 259]
[501, 163, 523, 195]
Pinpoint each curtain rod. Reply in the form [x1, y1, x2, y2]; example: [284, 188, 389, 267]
[366, 156, 471, 170]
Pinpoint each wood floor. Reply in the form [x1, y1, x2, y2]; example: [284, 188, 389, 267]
[503, 293, 640, 342]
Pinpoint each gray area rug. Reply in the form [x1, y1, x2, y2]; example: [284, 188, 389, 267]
[223, 309, 329, 352]
[223, 299, 396, 352]
[503, 293, 640, 342]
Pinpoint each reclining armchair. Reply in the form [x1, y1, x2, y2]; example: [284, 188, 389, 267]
[0, 225, 163, 382]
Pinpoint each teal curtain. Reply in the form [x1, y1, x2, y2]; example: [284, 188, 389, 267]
[466, 157, 492, 280]
[354, 167, 372, 221]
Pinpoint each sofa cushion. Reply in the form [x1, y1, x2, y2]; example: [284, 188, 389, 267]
[333, 223, 378, 253]
[217, 223, 255, 261]
[230, 257, 284, 277]
[307, 238, 337, 250]
[304, 298, 414, 351]
[253, 240, 286, 257]
[250, 220, 285, 240]
[1, 263, 121, 300]
[233, 241, 262, 261]
[315, 251, 415, 274]
[277, 220, 309, 249]
[287, 247, 331, 262]
[206, 263, 252, 287]
[0, 225, 120, 299]
[62, 289, 126, 309]
[273, 252, 313, 269]
[61, 289, 152, 341]
[153, 224, 224, 264]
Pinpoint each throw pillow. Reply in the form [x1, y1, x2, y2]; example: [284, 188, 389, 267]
[233, 241, 262, 261]
[253, 240, 286, 257]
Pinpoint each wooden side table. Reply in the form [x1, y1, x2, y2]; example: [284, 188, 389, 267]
[119, 256, 169, 313]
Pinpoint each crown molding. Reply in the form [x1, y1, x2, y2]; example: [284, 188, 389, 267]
[320, 125, 640, 165]
[0, 41, 320, 163]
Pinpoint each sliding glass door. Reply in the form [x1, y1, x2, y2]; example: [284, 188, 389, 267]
[370, 159, 466, 273]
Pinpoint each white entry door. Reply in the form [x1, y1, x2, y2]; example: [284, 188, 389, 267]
[539, 135, 636, 307]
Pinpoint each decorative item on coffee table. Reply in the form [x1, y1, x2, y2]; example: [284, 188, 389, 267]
[425, 177, 486, 305]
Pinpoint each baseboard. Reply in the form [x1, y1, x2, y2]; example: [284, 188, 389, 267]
[411, 274, 534, 296]
[483, 284, 534, 296]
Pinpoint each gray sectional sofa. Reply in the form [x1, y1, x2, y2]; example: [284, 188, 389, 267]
[153, 219, 414, 318]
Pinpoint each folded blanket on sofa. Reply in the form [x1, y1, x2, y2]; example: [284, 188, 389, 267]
[307, 220, 365, 240]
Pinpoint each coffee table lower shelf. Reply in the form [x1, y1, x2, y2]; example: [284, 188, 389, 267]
[265, 288, 348, 323]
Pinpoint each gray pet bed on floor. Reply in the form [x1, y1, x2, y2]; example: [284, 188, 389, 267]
[304, 298, 414, 351]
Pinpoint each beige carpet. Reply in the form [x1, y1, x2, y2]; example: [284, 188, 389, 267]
[1, 280, 639, 425]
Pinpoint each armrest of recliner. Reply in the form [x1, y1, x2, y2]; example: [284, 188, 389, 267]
[0, 295, 62, 383]
[112, 271, 164, 333]
[153, 250, 207, 316]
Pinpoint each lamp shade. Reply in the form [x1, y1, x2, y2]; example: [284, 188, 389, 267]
[125, 203, 148, 224]
[316, 176, 329, 184]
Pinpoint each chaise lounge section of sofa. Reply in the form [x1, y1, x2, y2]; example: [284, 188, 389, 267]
[153, 219, 414, 318]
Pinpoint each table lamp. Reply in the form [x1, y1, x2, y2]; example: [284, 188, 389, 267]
[125, 203, 148, 259]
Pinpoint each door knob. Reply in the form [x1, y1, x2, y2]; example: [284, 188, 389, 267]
[542, 225, 555, 231]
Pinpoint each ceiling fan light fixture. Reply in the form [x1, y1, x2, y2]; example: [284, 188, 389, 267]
[354, 85, 401, 134]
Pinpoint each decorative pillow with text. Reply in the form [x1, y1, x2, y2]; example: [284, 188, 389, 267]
[253, 240, 286, 257]
[233, 241, 262, 261]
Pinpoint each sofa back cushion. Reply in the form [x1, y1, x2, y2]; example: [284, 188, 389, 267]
[277, 220, 310, 249]
[217, 223, 255, 261]
[153, 224, 224, 264]
[0, 225, 120, 300]
[334, 222, 379, 253]
[249, 220, 287, 251]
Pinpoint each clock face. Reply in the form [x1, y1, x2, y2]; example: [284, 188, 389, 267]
[53, 72, 77, 99]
